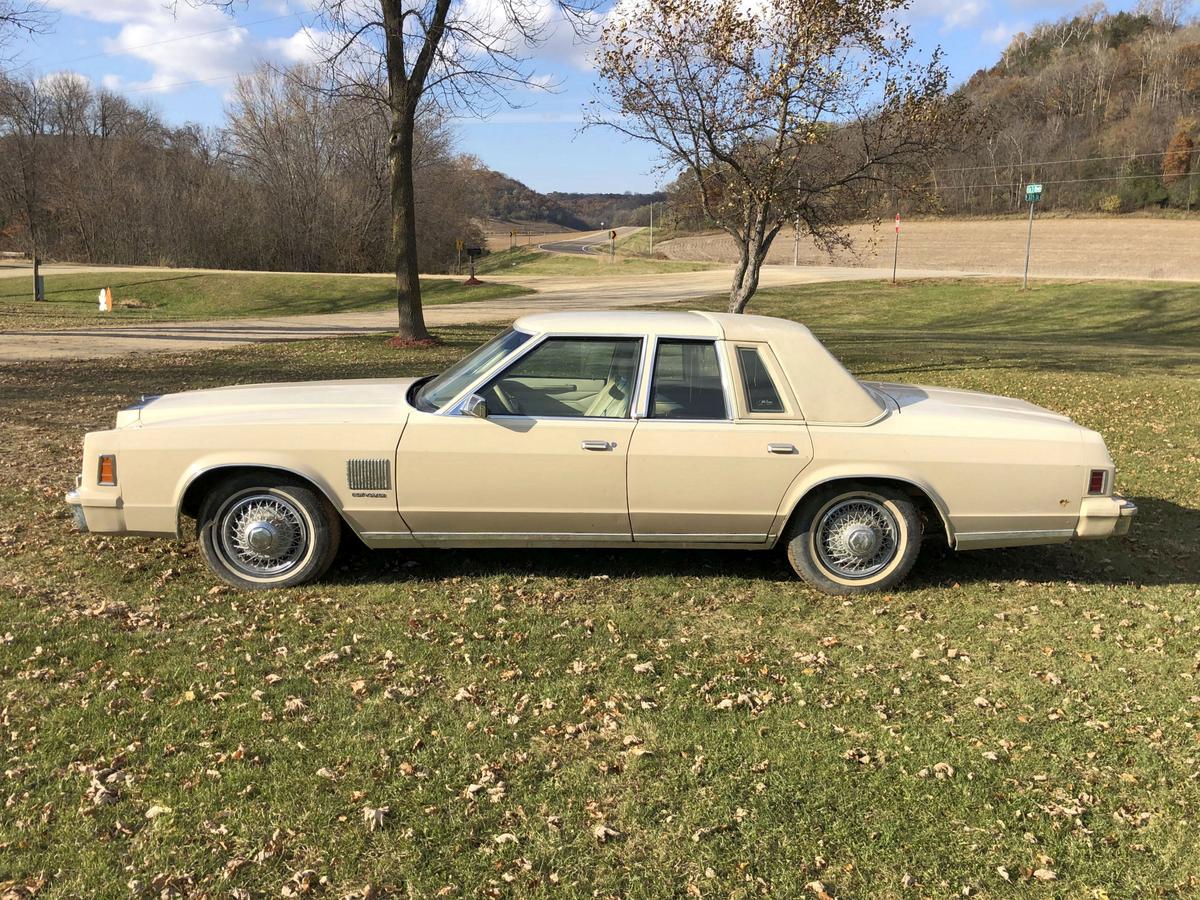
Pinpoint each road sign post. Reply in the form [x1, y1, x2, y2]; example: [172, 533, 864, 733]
[609, 229, 617, 261]
[455, 238, 464, 274]
[892, 214, 900, 284]
[464, 247, 483, 285]
[1022, 183, 1042, 291]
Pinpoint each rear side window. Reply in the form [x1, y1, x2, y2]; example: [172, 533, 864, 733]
[650, 339, 728, 419]
[736, 346, 784, 413]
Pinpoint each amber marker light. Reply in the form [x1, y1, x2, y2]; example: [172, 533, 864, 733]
[97, 454, 117, 486]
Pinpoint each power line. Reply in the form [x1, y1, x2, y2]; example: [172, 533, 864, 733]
[56, 10, 307, 67]
[119, 73, 242, 94]
[933, 150, 1171, 175]
[936, 171, 1185, 192]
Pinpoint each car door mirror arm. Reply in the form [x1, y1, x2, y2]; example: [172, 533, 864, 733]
[461, 394, 489, 419]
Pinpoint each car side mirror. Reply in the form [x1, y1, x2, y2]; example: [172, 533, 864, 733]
[461, 394, 488, 419]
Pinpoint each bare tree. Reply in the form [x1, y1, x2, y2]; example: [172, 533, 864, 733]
[591, 0, 967, 313]
[0, 74, 48, 296]
[190, 0, 598, 340]
[0, 1, 50, 57]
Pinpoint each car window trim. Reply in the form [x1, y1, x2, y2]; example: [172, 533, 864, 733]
[734, 344, 787, 416]
[449, 332, 648, 421]
[423, 328, 534, 413]
[644, 336, 733, 422]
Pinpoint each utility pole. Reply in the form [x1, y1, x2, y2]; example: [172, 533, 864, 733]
[648, 203, 654, 255]
[793, 214, 800, 267]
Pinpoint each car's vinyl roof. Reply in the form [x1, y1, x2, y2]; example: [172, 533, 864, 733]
[511, 309, 820, 341]
[513, 309, 723, 337]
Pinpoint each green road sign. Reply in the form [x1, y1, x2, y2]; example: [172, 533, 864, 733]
[1025, 183, 1043, 202]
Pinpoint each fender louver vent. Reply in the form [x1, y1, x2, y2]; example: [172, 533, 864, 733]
[347, 458, 391, 491]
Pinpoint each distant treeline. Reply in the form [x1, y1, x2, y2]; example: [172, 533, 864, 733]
[0, 65, 481, 272]
[470, 166, 665, 230]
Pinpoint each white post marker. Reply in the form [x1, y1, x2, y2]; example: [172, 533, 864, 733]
[892, 213, 900, 284]
[1023, 183, 1042, 291]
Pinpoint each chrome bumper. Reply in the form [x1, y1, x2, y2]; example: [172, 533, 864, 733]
[65, 488, 89, 532]
[1075, 494, 1136, 540]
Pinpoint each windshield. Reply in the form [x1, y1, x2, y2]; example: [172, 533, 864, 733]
[414, 328, 533, 411]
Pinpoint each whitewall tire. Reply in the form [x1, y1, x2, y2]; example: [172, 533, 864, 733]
[785, 483, 922, 595]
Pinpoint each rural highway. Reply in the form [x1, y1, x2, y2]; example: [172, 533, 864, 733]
[538, 227, 638, 255]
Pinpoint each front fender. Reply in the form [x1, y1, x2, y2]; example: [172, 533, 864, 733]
[173, 454, 346, 537]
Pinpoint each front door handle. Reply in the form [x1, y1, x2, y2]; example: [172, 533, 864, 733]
[581, 440, 614, 451]
[767, 443, 797, 455]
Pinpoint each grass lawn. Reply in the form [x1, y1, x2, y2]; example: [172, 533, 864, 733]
[1, 278, 1199, 896]
[611, 226, 691, 257]
[0, 270, 531, 330]
[475, 247, 714, 276]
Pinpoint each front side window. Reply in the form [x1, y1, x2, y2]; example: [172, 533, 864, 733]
[649, 339, 728, 420]
[736, 346, 785, 413]
[479, 337, 642, 418]
[415, 328, 532, 411]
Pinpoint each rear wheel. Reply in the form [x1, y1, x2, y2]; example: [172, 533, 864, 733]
[198, 474, 340, 590]
[785, 483, 922, 595]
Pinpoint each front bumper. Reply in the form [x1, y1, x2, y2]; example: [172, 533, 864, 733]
[65, 489, 89, 531]
[1075, 493, 1137, 540]
[65, 476, 127, 533]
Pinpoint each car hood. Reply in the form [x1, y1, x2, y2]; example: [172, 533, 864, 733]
[126, 377, 420, 427]
[866, 381, 1073, 424]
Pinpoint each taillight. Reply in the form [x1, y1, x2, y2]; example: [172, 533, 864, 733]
[1087, 469, 1106, 495]
[97, 454, 117, 486]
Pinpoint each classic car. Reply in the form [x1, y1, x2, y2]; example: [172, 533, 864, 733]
[65, 310, 1135, 594]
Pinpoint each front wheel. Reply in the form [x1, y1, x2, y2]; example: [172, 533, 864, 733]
[198, 474, 341, 590]
[785, 483, 922, 595]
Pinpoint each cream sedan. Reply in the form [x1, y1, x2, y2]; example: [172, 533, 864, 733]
[65, 310, 1135, 594]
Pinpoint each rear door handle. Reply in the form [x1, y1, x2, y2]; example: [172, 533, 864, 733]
[581, 440, 614, 451]
[767, 443, 797, 455]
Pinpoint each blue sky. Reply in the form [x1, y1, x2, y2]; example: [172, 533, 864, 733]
[7, 0, 1187, 193]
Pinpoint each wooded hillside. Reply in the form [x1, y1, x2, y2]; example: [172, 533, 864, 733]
[938, 6, 1200, 214]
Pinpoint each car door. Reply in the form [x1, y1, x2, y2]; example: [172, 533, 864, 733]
[396, 335, 643, 542]
[627, 338, 813, 543]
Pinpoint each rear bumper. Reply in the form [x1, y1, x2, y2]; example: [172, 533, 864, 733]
[1075, 494, 1136, 540]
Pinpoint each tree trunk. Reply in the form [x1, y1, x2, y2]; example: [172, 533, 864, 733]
[388, 104, 430, 340]
[727, 207, 770, 314]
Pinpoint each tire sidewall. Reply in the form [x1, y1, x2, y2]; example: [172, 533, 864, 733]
[199, 476, 339, 590]
[787, 484, 922, 595]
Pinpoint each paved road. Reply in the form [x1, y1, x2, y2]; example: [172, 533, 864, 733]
[538, 227, 638, 255]
[0, 264, 981, 363]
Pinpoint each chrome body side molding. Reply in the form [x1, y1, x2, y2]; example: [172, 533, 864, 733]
[954, 528, 1074, 550]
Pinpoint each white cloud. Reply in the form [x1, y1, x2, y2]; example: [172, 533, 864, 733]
[44, 0, 304, 92]
[904, 0, 988, 32]
[267, 26, 327, 65]
[983, 20, 1024, 46]
[101, 73, 123, 90]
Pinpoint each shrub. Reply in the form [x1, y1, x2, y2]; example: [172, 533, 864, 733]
[1098, 194, 1123, 213]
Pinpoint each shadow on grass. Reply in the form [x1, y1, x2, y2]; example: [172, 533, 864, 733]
[323, 496, 1198, 590]
[0, 273, 208, 301]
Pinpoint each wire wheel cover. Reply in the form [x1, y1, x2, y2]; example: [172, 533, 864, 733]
[218, 492, 308, 577]
[815, 497, 900, 579]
